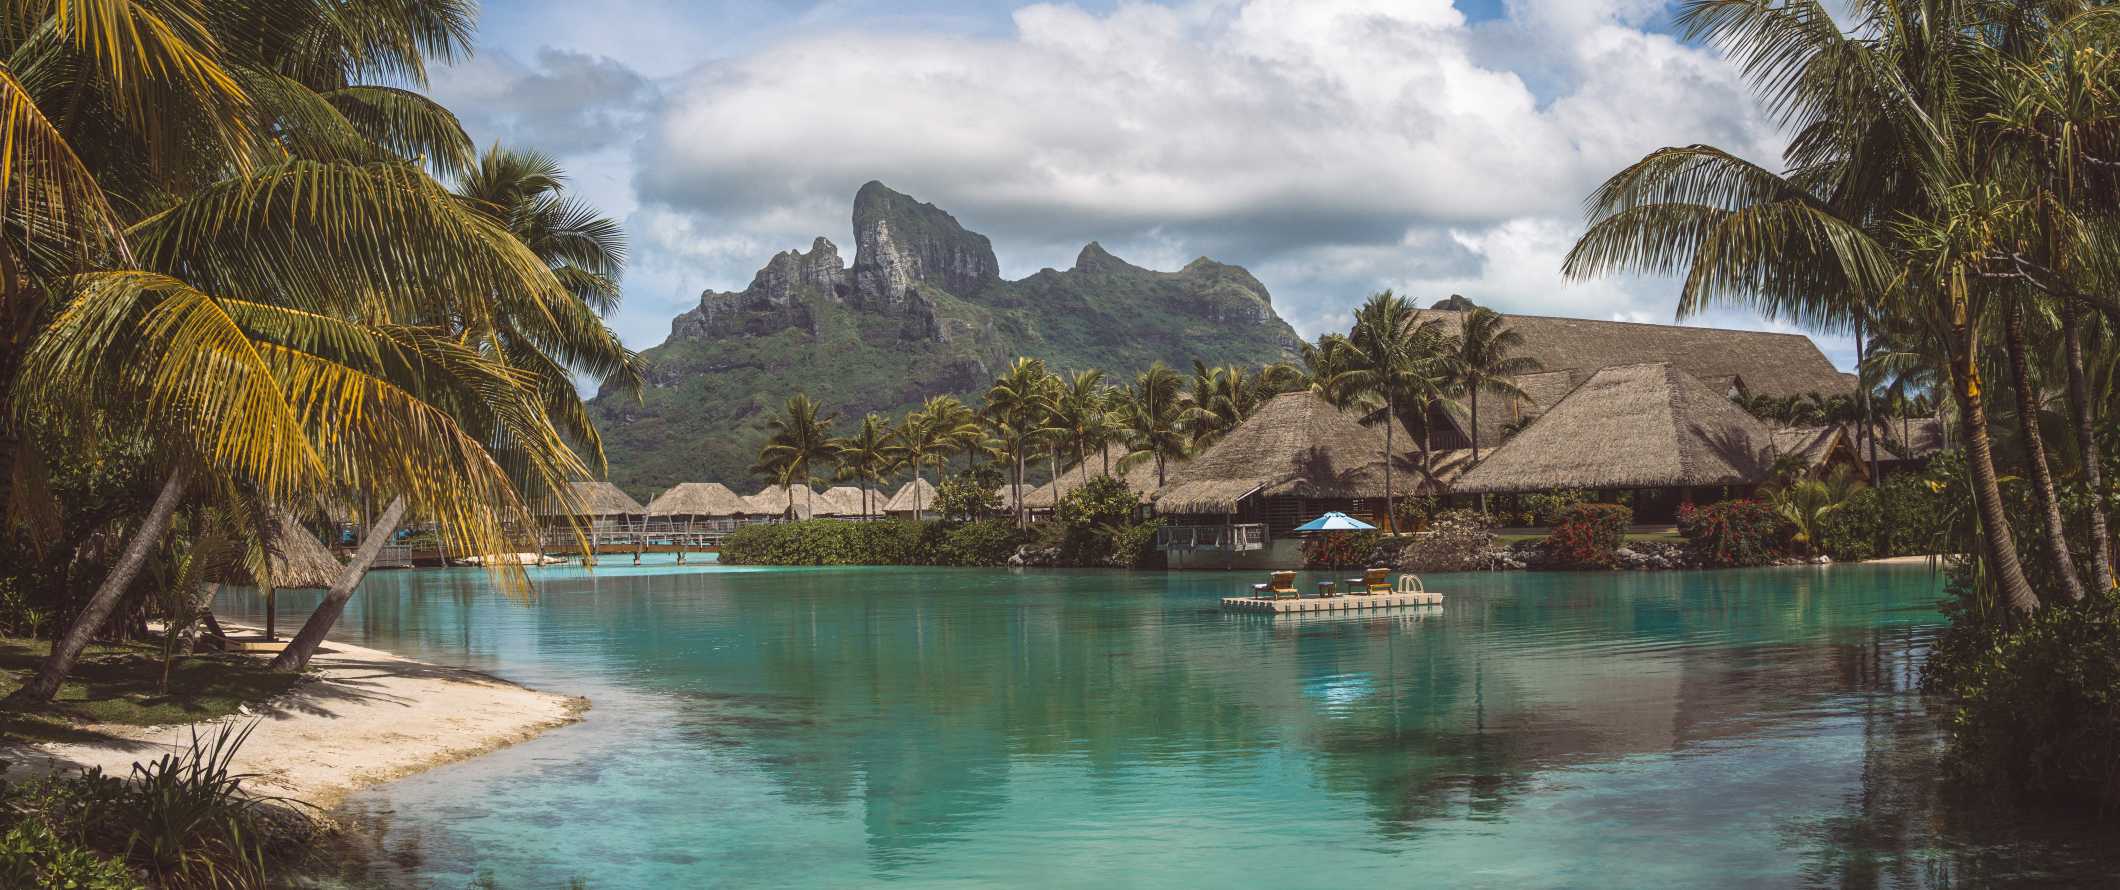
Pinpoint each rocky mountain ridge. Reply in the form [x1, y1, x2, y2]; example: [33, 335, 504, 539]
[591, 181, 1302, 495]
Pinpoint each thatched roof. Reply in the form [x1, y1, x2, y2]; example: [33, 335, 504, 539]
[1772, 426, 1844, 468]
[566, 481, 645, 516]
[1878, 417, 1948, 459]
[747, 485, 816, 519]
[1013, 445, 1167, 509]
[1153, 391, 1420, 514]
[1423, 310, 1847, 448]
[1453, 362, 1776, 494]
[815, 485, 872, 516]
[883, 477, 939, 513]
[646, 482, 751, 517]
[265, 514, 343, 589]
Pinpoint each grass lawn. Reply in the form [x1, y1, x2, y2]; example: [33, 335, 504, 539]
[0, 635, 302, 745]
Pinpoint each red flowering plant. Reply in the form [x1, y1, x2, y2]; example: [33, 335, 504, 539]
[1302, 531, 1382, 569]
[1543, 503, 1632, 568]
[1676, 499, 1788, 567]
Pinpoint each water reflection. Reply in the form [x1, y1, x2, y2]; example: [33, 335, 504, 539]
[215, 564, 2120, 888]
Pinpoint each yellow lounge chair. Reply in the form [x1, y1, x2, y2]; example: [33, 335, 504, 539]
[1251, 571, 1300, 600]
[1344, 567, 1391, 595]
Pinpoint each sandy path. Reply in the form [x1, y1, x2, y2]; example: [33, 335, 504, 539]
[4, 635, 586, 809]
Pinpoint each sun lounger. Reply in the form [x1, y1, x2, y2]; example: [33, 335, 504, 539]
[1343, 567, 1391, 595]
[1250, 571, 1300, 600]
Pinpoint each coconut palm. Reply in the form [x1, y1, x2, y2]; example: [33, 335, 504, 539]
[896, 397, 967, 516]
[834, 414, 903, 517]
[1049, 369, 1111, 483]
[1442, 307, 1541, 463]
[1344, 291, 1451, 531]
[752, 394, 837, 517]
[1118, 362, 1187, 489]
[983, 358, 1050, 524]
[2, 0, 621, 695]
[1180, 361, 1269, 449]
[1266, 333, 1361, 405]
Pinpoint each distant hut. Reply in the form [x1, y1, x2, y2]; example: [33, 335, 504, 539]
[1771, 425, 1866, 479]
[1872, 416, 1950, 477]
[646, 482, 752, 524]
[262, 514, 344, 590]
[1452, 362, 1776, 520]
[1014, 444, 1166, 516]
[814, 485, 873, 517]
[748, 485, 816, 520]
[546, 480, 646, 532]
[883, 478, 940, 520]
[1151, 391, 1421, 566]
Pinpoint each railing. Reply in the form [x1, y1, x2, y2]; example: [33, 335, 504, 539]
[1155, 523, 1269, 552]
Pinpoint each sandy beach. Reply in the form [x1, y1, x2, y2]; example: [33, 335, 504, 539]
[4, 634, 585, 809]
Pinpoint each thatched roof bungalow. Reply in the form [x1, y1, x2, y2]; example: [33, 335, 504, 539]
[263, 514, 344, 589]
[1452, 362, 1777, 519]
[747, 485, 817, 519]
[883, 477, 940, 517]
[1420, 311, 1850, 450]
[815, 485, 875, 517]
[1772, 425, 1864, 476]
[646, 482, 752, 520]
[1153, 390, 1423, 535]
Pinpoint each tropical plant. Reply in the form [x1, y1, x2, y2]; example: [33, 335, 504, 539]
[1116, 362, 1187, 489]
[1343, 291, 1453, 531]
[982, 358, 1051, 525]
[832, 414, 903, 516]
[1442, 307, 1540, 462]
[751, 394, 837, 518]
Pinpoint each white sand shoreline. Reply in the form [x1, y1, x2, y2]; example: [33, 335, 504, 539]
[5, 632, 585, 809]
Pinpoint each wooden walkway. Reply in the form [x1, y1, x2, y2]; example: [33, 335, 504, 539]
[1221, 591, 1444, 613]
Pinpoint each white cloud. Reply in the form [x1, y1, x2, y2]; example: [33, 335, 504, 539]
[435, 0, 1849, 369]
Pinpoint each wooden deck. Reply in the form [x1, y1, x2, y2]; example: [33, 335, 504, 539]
[1220, 591, 1445, 613]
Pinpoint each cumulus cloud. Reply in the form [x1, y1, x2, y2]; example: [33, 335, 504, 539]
[432, 47, 660, 156]
[432, 0, 1839, 366]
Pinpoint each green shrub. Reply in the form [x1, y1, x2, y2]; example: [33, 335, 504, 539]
[1543, 503, 1631, 568]
[0, 819, 139, 890]
[1053, 476, 1140, 565]
[1818, 487, 1881, 562]
[935, 477, 1001, 522]
[717, 520, 922, 565]
[1302, 531, 1384, 569]
[1104, 520, 1164, 569]
[1677, 500, 1787, 567]
[1927, 582, 2120, 812]
[1522, 489, 1591, 526]
[930, 520, 1031, 567]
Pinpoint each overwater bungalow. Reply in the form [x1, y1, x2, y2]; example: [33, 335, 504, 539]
[1151, 391, 1433, 568]
[748, 485, 818, 520]
[815, 485, 875, 517]
[883, 478, 940, 520]
[645, 482, 754, 526]
[542, 481, 648, 532]
[1450, 362, 1779, 520]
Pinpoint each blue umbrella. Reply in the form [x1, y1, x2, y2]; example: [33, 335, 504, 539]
[1292, 511, 1376, 533]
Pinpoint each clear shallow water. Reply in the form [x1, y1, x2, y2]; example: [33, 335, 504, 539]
[214, 562, 2119, 889]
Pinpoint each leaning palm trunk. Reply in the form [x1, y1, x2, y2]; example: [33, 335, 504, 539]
[7, 466, 193, 702]
[1949, 314, 2041, 615]
[271, 497, 407, 672]
[2062, 302, 2114, 589]
[2002, 300, 2084, 603]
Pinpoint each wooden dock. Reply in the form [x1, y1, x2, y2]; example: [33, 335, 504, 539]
[1220, 591, 1444, 613]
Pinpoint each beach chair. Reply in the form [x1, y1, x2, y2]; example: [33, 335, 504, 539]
[1344, 567, 1391, 595]
[1251, 571, 1300, 599]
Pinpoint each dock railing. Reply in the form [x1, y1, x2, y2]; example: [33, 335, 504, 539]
[1155, 523, 1268, 552]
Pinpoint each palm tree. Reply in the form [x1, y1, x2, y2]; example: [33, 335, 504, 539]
[1180, 361, 1268, 449]
[753, 394, 837, 518]
[1560, 0, 2065, 613]
[3, 1, 621, 694]
[1266, 333, 1361, 405]
[1049, 369, 1110, 483]
[896, 398, 963, 517]
[834, 414, 903, 517]
[1442, 307, 1541, 463]
[1344, 291, 1451, 531]
[1118, 362, 1187, 489]
[984, 358, 1050, 524]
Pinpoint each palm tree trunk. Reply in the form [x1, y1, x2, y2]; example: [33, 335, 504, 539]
[2002, 299, 2085, 603]
[1951, 309, 2041, 615]
[914, 464, 925, 517]
[1470, 387, 1481, 463]
[1382, 392, 1396, 534]
[1857, 317, 1879, 482]
[2063, 301, 2114, 590]
[6, 465, 191, 703]
[1014, 451, 1026, 526]
[272, 497, 408, 672]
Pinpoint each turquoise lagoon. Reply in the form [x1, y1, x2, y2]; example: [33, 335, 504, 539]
[217, 562, 2118, 888]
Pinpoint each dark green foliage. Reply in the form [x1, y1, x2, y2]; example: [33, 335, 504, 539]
[0, 723, 301, 889]
[1926, 579, 2120, 813]
[1543, 503, 1631, 568]
[1302, 532, 1384, 569]
[935, 477, 1001, 522]
[1397, 509, 1496, 573]
[1677, 500, 1787, 568]
[1819, 472, 1953, 563]
[1103, 520, 1164, 570]
[931, 521, 1032, 567]
[717, 520, 922, 566]
[1051, 476, 1144, 566]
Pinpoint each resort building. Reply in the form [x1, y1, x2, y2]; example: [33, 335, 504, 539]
[816, 485, 877, 517]
[1152, 390, 1435, 568]
[884, 477, 941, 520]
[748, 485, 817, 520]
[645, 482, 755, 526]
[543, 480, 648, 532]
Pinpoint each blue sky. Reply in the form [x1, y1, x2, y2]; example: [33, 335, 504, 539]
[431, 0, 1856, 368]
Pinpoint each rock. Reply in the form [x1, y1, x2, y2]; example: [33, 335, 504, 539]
[849, 181, 1001, 311]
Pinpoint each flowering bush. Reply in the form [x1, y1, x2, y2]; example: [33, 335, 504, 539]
[1302, 531, 1384, 569]
[1676, 499, 1787, 567]
[1543, 503, 1631, 568]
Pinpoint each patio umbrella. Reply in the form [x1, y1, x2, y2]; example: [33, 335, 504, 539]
[1292, 511, 1376, 533]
